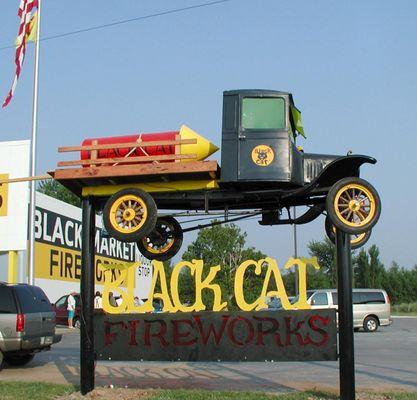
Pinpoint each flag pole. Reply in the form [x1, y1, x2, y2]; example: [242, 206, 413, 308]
[28, 0, 41, 285]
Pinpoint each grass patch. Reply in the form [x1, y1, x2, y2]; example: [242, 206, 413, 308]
[147, 389, 337, 399]
[392, 303, 417, 315]
[383, 394, 417, 400]
[0, 381, 76, 400]
[0, 382, 416, 400]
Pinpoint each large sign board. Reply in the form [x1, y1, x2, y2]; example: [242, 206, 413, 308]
[0, 140, 30, 251]
[95, 310, 337, 362]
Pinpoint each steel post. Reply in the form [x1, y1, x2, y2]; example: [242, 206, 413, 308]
[80, 197, 95, 395]
[336, 229, 355, 400]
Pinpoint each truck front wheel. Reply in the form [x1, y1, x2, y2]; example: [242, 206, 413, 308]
[326, 177, 381, 234]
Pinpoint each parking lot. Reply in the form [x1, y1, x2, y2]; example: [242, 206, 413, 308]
[1, 317, 416, 393]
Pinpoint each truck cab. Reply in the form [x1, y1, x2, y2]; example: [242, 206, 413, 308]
[220, 89, 305, 187]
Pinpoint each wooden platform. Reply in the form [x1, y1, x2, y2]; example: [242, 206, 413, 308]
[50, 160, 220, 197]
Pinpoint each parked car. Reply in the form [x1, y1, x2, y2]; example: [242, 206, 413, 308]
[52, 293, 81, 328]
[0, 282, 61, 369]
[307, 289, 392, 332]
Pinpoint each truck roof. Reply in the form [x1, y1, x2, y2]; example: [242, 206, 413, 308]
[224, 89, 292, 97]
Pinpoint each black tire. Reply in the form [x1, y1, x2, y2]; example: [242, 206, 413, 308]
[363, 316, 378, 333]
[354, 327, 360, 332]
[137, 216, 183, 261]
[325, 216, 372, 250]
[103, 188, 157, 242]
[326, 177, 381, 234]
[73, 317, 81, 329]
[5, 353, 35, 366]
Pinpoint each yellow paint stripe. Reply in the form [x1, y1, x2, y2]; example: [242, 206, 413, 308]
[82, 179, 219, 197]
[8, 250, 18, 284]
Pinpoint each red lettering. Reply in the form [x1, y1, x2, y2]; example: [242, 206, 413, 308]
[144, 319, 169, 347]
[253, 316, 283, 346]
[104, 321, 127, 345]
[128, 320, 139, 346]
[305, 315, 329, 346]
[172, 319, 197, 346]
[227, 316, 255, 346]
[193, 315, 229, 345]
[284, 317, 306, 346]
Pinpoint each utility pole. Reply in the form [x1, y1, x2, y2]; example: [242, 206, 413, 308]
[27, 0, 42, 284]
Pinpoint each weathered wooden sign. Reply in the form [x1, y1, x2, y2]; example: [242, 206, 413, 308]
[95, 309, 337, 362]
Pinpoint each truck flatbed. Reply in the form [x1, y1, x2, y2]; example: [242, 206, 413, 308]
[50, 160, 220, 197]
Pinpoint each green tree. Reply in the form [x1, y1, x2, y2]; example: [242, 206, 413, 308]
[180, 222, 266, 310]
[307, 238, 336, 287]
[354, 245, 386, 288]
[383, 262, 417, 304]
[38, 179, 81, 207]
[354, 248, 371, 287]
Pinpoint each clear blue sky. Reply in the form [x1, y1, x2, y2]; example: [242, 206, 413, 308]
[1, 0, 416, 268]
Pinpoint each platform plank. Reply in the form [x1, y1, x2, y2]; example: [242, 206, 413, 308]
[52, 160, 219, 181]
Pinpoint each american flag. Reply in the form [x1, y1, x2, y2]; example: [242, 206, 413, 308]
[2, 0, 38, 108]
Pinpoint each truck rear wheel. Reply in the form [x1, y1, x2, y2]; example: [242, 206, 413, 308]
[326, 177, 381, 234]
[137, 216, 183, 261]
[325, 216, 371, 249]
[103, 188, 157, 242]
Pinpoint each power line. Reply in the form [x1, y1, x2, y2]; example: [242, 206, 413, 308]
[0, 0, 231, 51]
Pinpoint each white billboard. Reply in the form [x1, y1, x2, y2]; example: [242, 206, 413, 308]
[0, 140, 30, 251]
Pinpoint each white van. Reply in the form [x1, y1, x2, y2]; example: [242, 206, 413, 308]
[307, 289, 392, 332]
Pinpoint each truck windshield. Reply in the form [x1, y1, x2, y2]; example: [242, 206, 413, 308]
[242, 97, 285, 130]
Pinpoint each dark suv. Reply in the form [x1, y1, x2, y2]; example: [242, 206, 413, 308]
[0, 282, 61, 368]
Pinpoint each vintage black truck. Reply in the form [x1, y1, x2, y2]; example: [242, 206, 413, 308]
[55, 89, 381, 260]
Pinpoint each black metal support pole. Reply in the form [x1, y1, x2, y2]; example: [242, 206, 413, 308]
[336, 229, 355, 400]
[80, 197, 95, 395]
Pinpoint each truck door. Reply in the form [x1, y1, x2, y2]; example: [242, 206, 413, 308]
[238, 97, 290, 181]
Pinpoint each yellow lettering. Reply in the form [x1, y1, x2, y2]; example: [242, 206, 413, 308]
[258, 257, 294, 310]
[99, 256, 319, 314]
[144, 261, 174, 312]
[194, 261, 227, 311]
[234, 259, 264, 311]
[170, 260, 198, 312]
[102, 264, 129, 314]
[285, 257, 320, 309]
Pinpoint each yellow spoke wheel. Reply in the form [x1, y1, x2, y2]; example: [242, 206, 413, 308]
[103, 189, 157, 242]
[137, 216, 183, 261]
[109, 195, 148, 234]
[325, 216, 371, 250]
[326, 177, 381, 235]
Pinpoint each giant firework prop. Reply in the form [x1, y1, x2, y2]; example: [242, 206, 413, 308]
[79, 125, 218, 166]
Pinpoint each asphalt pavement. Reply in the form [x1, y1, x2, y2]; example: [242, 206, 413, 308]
[1, 317, 416, 393]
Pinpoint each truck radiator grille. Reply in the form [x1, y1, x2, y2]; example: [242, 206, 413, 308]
[304, 159, 326, 183]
